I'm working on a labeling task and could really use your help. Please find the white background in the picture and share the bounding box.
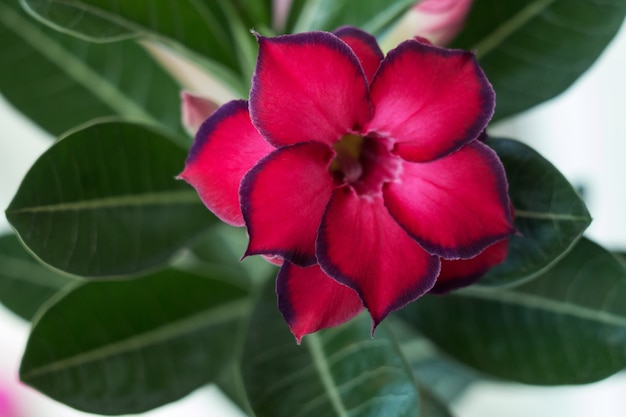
[1,20,626,417]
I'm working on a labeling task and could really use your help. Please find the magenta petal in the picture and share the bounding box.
[241,142,336,266]
[277,262,364,343]
[366,40,494,162]
[384,140,514,259]
[317,187,440,326]
[250,32,372,147]
[179,100,273,226]
[333,26,384,83]
[431,238,509,294]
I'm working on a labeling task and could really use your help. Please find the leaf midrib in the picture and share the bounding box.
[22,298,250,379]
[1,2,158,125]
[457,286,626,328]
[305,333,349,417]
[472,0,557,59]
[7,190,200,214]
[514,210,590,221]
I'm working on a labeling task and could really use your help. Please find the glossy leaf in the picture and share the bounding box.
[0,0,184,136]
[289,0,416,35]
[0,233,75,320]
[400,238,626,385]
[413,357,479,405]
[242,281,421,417]
[232,0,272,30]
[6,121,215,278]
[20,0,247,83]
[452,0,626,120]
[419,388,455,417]
[189,223,277,289]
[481,138,591,286]
[20,269,249,414]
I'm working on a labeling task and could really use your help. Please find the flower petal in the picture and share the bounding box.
[317,187,440,327]
[431,238,509,294]
[366,39,494,162]
[241,142,336,266]
[179,100,273,226]
[277,262,364,343]
[250,32,372,147]
[333,26,384,83]
[384,140,514,259]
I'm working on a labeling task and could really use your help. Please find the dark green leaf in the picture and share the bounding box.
[232,0,272,30]
[288,0,416,36]
[481,138,591,286]
[413,357,479,405]
[242,281,420,417]
[189,223,277,289]
[400,238,626,385]
[0,0,185,137]
[0,233,75,320]
[398,333,480,404]
[453,0,626,120]
[20,269,249,414]
[20,0,249,87]
[6,121,214,277]
[418,387,455,417]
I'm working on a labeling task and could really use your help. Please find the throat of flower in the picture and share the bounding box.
[330,134,364,184]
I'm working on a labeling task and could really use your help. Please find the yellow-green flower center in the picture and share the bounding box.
[330,134,364,183]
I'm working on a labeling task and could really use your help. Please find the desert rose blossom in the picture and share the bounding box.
[180,27,514,342]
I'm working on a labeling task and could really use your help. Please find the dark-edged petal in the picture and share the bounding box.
[250,32,372,147]
[366,39,494,162]
[333,26,384,83]
[277,262,364,343]
[179,100,273,226]
[241,141,336,266]
[431,238,509,294]
[317,187,440,327]
[384,140,514,259]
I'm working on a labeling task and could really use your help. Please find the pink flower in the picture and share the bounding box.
[412,0,473,45]
[180,27,514,342]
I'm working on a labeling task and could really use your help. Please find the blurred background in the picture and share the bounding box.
[1,17,625,417]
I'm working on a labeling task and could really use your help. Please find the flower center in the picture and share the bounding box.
[330,134,401,196]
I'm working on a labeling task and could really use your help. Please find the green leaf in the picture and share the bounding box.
[452,0,626,120]
[0,0,185,137]
[232,0,272,30]
[6,121,214,278]
[20,0,248,86]
[241,281,421,417]
[399,238,626,385]
[0,233,75,320]
[418,387,455,417]
[290,0,416,36]
[188,223,277,289]
[413,357,479,405]
[481,138,591,286]
[20,269,249,414]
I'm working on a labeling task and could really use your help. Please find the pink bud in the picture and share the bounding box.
[273,0,293,32]
[181,91,218,135]
[0,381,19,417]
[412,0,473,45]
